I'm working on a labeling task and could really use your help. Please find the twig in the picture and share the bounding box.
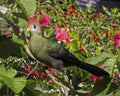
[45,70,70,96]
[26,62,39,78]
[76,90,91,94]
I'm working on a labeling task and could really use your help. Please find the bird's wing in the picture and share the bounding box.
[46,43,78,64]
[46,43,65,59]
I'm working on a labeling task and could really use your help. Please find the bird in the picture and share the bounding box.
[27,15,109,76]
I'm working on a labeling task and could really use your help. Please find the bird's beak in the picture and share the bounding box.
[26,28,30,32]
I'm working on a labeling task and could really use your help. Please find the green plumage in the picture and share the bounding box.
[28,32,109,76]
[28,34,64,69]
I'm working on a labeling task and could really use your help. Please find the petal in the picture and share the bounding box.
[65,38,71,44]
[40,14,50,26]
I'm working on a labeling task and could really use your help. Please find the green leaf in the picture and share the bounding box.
[105,57,117,76]
[106,82,119,96]
[15,0,28,20]
[90,76,111,96]
[114,86,120,96]
[3,76,26,94]
[0,66,26,93]
[16,0,36,18]
[87,54,111,65]
[0,66,16,78]
[26,80,44,96]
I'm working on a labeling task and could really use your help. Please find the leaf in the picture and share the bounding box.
[90,76,111,96]
[16,0,36,18]
[114,86,120,96]
[26,80,44,96]
[107,82,119,95]
[0,66,16,78]
[104,57,117,76]
[87,54,111,65]
[3,76,26,94]
[15,0,28,20]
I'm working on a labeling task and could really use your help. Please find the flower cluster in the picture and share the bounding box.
[24,66,57,82]
[54,23,71,43]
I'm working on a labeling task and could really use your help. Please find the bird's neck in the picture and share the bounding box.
[31,31,44,38]
[37,32,44,37]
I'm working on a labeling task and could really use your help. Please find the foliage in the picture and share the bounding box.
[0,0,120,96]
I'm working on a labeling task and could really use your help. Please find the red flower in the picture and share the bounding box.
[79,47,85,52]
[61,13,67,18]
[112,24,118,28]
[93,13,99,18]
[24,66,40,78]
[40,72,48,79]
[26,36,31,40]
[91,13,99,20]
[24,66,31,72]
[50,7,55,12]
[87,36,91,40]
[93,33,100,41]
[41,0,45,3]
[101,15,104,21]
[66,6,75,15]
[109,35,114,40]
[47,67,52,71]
[104,29,109,36]
[61,23,66,28]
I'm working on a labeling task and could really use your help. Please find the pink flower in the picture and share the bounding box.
[27,13,50,28]
[24,66,31,72]
[54,23,71,44]
[114,72,120,79]
[90,65,104,83]
[39,14,50,26]
[90,75,99,84]
[114,31,120,48]
[24,66,40,77]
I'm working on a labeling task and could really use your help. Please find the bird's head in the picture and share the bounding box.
[27,15,41,35]
[27,14,50,36]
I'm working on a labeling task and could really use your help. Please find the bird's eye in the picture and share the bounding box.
[33,25,36,28]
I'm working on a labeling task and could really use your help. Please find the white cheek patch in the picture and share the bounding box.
[30,25,40,35]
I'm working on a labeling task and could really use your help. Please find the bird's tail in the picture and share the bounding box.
[75,60,109,76]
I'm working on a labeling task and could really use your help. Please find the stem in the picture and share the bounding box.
[7,86,9,96]
[45,70,70,96]
[26,62,39,78]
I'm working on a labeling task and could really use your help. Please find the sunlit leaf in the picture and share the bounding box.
[3,76,26,94]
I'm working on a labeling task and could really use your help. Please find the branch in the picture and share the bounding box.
[26,62,39,78]
[45,70,70,96]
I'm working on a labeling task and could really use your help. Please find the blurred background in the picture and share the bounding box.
[77,0,120,11]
